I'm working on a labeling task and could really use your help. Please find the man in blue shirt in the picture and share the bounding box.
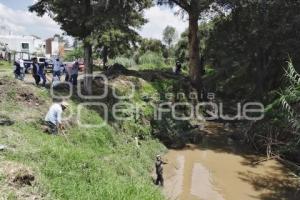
[53,58,62,79]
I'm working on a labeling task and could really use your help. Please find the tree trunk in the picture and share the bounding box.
[83,41,93,95]
[102,46,108,70]
[188,15,202,90]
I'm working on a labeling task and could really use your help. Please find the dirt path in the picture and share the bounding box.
[162,123,300,200]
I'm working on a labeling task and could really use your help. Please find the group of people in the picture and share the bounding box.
[14,57,79,87]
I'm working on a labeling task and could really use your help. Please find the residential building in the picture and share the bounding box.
[0,34,46,56]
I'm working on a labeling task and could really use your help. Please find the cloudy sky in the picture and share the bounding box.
[0,0,187,40]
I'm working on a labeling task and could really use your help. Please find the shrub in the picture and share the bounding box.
[64,47,83,62]
[109,57,136,69]
[248,62,300,160]
[138,51,167,70]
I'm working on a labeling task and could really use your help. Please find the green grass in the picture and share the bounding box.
[0,61,11,73]
[137,52,168,70]
[109,52,173,71]
[0,75,166,199]
[2,122,163,200]
[109,57,136,69]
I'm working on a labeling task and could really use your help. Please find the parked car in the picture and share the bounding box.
[23,59,32,73]
[63,61,85,72]
[44,59,54,72]
[23,57,55,73]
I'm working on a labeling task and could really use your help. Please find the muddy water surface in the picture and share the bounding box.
[162,123,300,200]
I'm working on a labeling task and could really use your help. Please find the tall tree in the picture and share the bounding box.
[139,38,167,56]
[204,0,300,99]
[163,26,178,49]
[30,0,152,94]
[175,22,214,63]
[158,0,213,89]
[94,6,149,68]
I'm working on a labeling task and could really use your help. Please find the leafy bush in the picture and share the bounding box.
[204,66,216,77]
[278,62,300,132]
[138,51,167,70]
[64,47,83,61]
[248,62,300,160]
[109,56,136,69]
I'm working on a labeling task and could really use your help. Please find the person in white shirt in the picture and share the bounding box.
[45,101,69,134]
[19,58,25,80]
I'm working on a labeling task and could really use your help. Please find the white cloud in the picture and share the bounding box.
[140,6,187,41]
[0,3,62,38]
[0,3,187,41]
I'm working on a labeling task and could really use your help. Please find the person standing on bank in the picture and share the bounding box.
[14,60,21,80]
[38,61,47,86]
[19,58,25,80]
[155,155,168,186]
[32,57,41,85]
[32,57,46,86]
[70,61,79,86]
[45,101,69,135]
[175,61,182,75]
[53,58,62,79]
[64,63,71,82]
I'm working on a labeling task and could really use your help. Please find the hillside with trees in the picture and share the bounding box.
[1,0,300,199]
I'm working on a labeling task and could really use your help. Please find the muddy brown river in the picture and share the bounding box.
[161,122,300,200]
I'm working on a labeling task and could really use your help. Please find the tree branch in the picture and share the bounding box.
[171,0,190,11]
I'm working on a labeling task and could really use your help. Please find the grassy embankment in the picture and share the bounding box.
[0,60,167,199]
[0,61,11,74]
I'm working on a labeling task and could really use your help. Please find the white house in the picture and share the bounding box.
[0,34,46,56]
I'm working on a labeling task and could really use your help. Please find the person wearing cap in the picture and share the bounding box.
[155,155,168,186]
[45,101,69,135]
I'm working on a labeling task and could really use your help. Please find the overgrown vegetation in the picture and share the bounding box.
[63,47,83,62]
[138,52,168,70]
[0,75,166,199]
[109,57,136,69]
[108,51,172,70]
[246,62,300,165]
